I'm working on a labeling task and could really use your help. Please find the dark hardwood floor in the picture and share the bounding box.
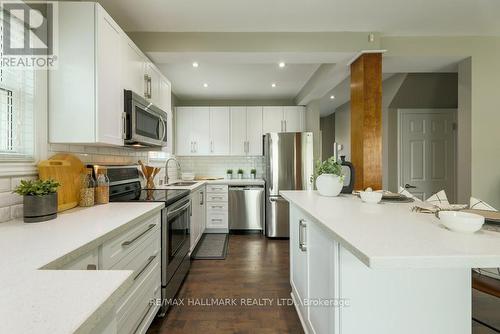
[148,234,304,334]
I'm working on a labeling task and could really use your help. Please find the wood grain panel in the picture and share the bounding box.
[350,53,382,190]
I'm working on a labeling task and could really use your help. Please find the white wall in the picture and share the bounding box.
[334,102,351,160]
[305,100,322,161]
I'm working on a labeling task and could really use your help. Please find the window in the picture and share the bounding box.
[0,9,36,161]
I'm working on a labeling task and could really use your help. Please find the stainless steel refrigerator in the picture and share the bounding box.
[264,132,314,238]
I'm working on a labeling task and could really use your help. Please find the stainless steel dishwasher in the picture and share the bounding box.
[228,185,264,231]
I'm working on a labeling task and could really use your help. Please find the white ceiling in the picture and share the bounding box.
[158,62,320,100]
[98,0,500,35]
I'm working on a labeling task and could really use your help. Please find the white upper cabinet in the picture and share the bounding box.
[230,107,247,155]
[95,7,123,146]
[176,107,210,155]
[263,106,284,133]
[284,106,306,132]
[121,38,146,95]
[246,106,263,155]
[49,2,172,147]
[210,107,231,155]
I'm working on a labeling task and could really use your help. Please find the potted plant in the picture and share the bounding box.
[250,168,257,179]
[13,179,60,223]
[237,169,244,179]
[311,157,344,197]
[226,169,233,179]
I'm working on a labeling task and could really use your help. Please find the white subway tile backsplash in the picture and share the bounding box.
[0,192,23,208]
[177,156,265,178]
[0,207,11,223]
[10,204,23,219]
[0,178,10,192]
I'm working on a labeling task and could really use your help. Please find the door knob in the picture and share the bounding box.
[404,184,417,189]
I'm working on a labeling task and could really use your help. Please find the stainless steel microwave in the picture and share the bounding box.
[124,90,168,147]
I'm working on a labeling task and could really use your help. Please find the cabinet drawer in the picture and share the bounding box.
[116,259,161,334]
[206,193,228,202]
[206,202,228,212]
[206,184,228,193]
[207,212,228,228]
[111,231,160,278]
[101,213,160,269]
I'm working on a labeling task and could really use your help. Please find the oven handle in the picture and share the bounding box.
[167,201,191,219]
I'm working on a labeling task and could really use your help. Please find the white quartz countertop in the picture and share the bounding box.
[156,178,265,191]
[0,202,164,334]
[281,191,500,269]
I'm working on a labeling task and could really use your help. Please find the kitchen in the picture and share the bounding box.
[1,1,500,334]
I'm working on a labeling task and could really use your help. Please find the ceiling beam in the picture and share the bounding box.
[127,32,381,53]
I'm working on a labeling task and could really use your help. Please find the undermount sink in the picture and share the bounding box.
[168,181,197,186]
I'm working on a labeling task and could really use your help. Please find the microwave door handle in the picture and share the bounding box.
[159,116,166,141]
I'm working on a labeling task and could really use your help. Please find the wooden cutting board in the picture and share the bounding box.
[462,209,500,223]
[38,153,84,212]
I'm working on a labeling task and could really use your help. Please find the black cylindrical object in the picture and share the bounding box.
[340,156,355,194]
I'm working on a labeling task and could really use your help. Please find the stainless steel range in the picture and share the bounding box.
[96,165,191,317]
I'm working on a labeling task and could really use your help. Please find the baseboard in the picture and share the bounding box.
[291,290,310,334]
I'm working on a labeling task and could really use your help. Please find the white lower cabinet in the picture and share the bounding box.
[190,187,206,252]
[206,184,229,232]
[290,205,339,334]
[61,249,99,270]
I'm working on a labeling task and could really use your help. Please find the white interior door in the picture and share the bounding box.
[399,109,457,202]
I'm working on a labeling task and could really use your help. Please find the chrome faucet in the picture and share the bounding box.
[165,157,181,185]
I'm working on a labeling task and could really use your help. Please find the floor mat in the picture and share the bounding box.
[191,233,229,259]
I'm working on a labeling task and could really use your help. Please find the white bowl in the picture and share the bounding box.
[181,172,195,181]
[439,211,484,233]
[359,191,383,204]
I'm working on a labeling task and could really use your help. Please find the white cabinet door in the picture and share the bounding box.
[192,107,210,155]
[284,106,304,132]
[209,107,230,155]
[246,106,263,155]
[307,219,338,334]
[121,38,146,95]
[175,107,194,155]
[95,6,123,146]
[146,64,162,106]
[158,78,172,112]
[289,206,308,322]
[263,106,284,133]
[230,106,247,155]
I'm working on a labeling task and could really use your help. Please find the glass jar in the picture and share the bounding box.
[79,168,95,207]
[95,169,110,204]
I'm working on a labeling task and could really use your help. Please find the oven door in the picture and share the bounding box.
[162,197,191,285]
[128,94,167,147]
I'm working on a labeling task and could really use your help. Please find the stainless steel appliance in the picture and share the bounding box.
[228,185,264,232]
[264,132,314,238]
[124,90,168,147]
[102,165,191,317]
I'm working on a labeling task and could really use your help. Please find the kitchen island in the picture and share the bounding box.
[280,190,500,334]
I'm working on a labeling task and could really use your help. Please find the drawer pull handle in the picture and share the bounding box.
[134,254,157,281]
[211,196,223,199]
[133,301,155,334]
[122,224,156,247]
[211,218,223,222]
[211,205,223,209]
[86,264,97,270]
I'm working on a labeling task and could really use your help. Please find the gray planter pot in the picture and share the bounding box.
[23,193,58,223]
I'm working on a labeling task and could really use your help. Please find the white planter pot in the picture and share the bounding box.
[316,174,343,197]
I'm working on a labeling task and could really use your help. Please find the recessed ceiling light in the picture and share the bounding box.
[330,95,335,100]
[203,83,208,88]
[271,83,277,88]
[192,62,199,68]
[279,62,286,68]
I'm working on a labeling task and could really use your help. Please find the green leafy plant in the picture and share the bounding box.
[310,156,344,183]
[237,169,244,174]
[226,169,233,174]
[250,168,257,175]
[13,179,60,197]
